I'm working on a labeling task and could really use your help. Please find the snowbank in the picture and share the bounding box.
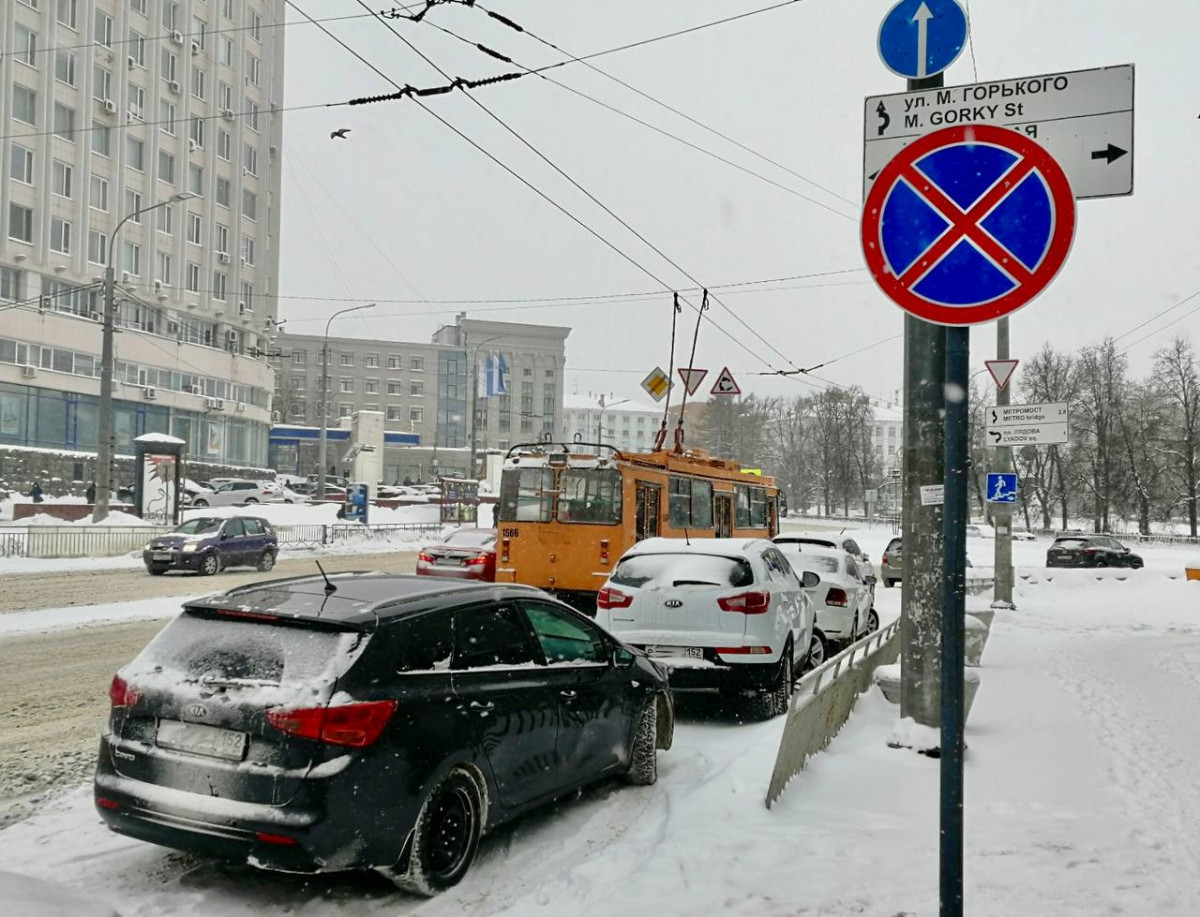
[7,510,148,528]
[181,501,440,527]
[0,870,120,916]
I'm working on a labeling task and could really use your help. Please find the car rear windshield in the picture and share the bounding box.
[1053,538,1090,549]
[123,612,369,695]
[886,538,902,551]
[793,555,840,575]
[610,553,754,589]
[445,528,497,547]
[174,518,221,535]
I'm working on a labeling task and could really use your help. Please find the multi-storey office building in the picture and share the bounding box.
[563,394,664,453]
[0,0,284,474]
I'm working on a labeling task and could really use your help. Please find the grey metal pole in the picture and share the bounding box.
[899,71,946,729]
[92,263,116,523]
[941,325,970,917]
[992,317,1016,608]
[316,303,375,503]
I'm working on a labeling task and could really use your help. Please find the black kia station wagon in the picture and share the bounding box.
[94,574,673,895]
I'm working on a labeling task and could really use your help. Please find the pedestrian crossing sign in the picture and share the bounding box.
[641,367,673,403]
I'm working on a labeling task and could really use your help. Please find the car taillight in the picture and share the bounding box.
[597,586,632,609]
[109,674,142,708]
[717,590,771,614]
[825,587,850,607]
[267,700,397,748]
[418,551,434,564]
[600,539,610,564]
[501,538,510,563]
[466,553,489,566]
[715,646,773,655]
[882,555,889,565]
[1081,548,1095,555]
[255,831,298,846]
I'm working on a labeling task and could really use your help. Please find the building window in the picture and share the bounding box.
[127,84,145,120]
[387,354,402,370]
[90,175,109,211]
[93,66,112,103]
[215,224,228,253]
[365,353,380,368]
[157,150,175,184]
[57,0,79,30]
[49,218,72,254]
[246,54,260,86]
[411,356,424,371]
[387,406,403,421]
[12,86,37,125]
[387,382,402,395]
[14,26,38,67]
[0,268,22,301]
[247,8,262,41]
[156,203,173,234]
[186,212,202,244]
[91,121,111,156]
[190,116,205,148]
[410,381,424,397]
[155,251,172,285]
[292,350,306,365]
[410,407,424,423]
[52,160,73,198]
[212,271,227,301]
[130,0,146,14]
[339,378,354,393]
[188,163,204,195]
[243,144,258,176]
[365,379,379,394]
[246,101,260,131]
[55,49,77,86]
[10,145,33,184]
[125,190,142,222]
[126,135,145,171]
[340,353,354,367]
[161,47,177,83]
[241,236,255,265]
[242,189,257,221]
[159,100,176,134]
[191,68,206,100]
[122,241,142,275]
[94,11,113,48]
[339,404,353,418]
[128,30,146,67]
[216,176,230,207]
[220,36,234,67]
[217,129,231,161]
[240,281,253,312]
[9,205,34,244]
[185,261,200,292]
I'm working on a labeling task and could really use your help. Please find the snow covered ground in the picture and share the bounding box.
[1,529,1198,914]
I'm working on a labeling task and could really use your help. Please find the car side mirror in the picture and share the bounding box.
[801,571,820,588]
[864,574,878,586]
[613,646,635,668]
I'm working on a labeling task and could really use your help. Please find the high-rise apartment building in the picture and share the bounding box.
[0,0,284,471]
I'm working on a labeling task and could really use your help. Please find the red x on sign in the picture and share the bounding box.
[862,124,1076,326]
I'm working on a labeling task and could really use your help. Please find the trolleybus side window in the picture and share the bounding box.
[499,467,555,522]
[558,467,622,525]
[668,477,713,529]
[735,484,768,528]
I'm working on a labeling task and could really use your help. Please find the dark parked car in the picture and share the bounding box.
[143,516,278,576]
[94,576,673,895]
[1046,534,1144,569]
[417,528,498,581]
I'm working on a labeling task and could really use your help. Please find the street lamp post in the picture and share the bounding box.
[468,334,510,479]
[596,395,629,443]
[93,191,196,523]
[316,303,376,502]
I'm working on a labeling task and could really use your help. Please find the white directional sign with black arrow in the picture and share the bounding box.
[985,402,1069,447]
[864,63,1134,201]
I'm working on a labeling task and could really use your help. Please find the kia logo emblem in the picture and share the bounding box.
[186,704,209,719]
[664,599,683,608]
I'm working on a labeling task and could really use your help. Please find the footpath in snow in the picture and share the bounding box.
[1,538,1198,915]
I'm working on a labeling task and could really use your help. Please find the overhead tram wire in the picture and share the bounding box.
[349,0,807,376]
[415,17,858,222]
[469,0,858,213]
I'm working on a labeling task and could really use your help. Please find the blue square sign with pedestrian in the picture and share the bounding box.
[986,472,1018,504]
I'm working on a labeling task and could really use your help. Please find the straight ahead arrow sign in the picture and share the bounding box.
[913,2,934,79]
[1091,144,1128,164]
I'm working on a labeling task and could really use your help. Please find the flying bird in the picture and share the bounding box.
[330,128,351,140]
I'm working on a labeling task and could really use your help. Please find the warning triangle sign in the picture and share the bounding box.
[985,359,1019,391]
[678,367,708,396]
[710,366,741,396]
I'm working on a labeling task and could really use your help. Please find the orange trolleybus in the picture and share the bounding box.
[495,440,780,612]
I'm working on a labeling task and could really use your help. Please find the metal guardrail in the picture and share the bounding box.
[765,620,901,809]
[0,521,446,558]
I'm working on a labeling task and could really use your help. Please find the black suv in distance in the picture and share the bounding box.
[94,576,673,895]
[1046,534,1144,569]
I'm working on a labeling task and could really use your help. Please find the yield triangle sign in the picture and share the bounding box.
[985,359,1019,391]
[678,367,708,396]
[710,366,741,396]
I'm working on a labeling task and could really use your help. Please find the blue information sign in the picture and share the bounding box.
[986,473,1018,504]
[878,0,968,81]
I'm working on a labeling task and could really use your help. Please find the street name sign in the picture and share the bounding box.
[864,64,1134,201]
[861,125,1076,326]
[986,472,1018,504]
[641,367,672,402]
[710,367,741,396]
[985,402,1069,446]
[878,0,967,81]
[985,359,1019,390]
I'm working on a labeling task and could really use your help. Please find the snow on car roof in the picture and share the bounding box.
[624,537,773,557]
[776,541,844,560]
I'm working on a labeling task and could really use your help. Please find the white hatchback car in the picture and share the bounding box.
[189,480,285,507]
[595,538,818,719]
[778,543,878,659]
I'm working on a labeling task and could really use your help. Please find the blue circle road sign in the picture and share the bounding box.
[861,125,1076,326]
[878,0,968,81]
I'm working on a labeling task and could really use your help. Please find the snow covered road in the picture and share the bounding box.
[2,561,1199,915]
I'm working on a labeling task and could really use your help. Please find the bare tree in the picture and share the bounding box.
[1016,344,1077,530]
[1154,336,1200,536]
[1073,339,1126,532]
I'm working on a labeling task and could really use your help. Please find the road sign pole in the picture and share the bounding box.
[900,71,947,732]
[941,324,969,917]
[992,318,1016,609]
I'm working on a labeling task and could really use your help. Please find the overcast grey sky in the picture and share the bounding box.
[277,0,1196,413]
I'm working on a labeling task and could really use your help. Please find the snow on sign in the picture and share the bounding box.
[641,366,672,403]
[710,367,741,396]
[678,367,708,396]
[877,0,967,81]
[864,64,1134,201]
[985,359,1019,390]
[861,124,1076,326]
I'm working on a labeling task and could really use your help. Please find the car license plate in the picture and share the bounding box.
[644,645,704,660]
[439,557,464,566]
[156,720,248,761]
[152,552,173,561]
